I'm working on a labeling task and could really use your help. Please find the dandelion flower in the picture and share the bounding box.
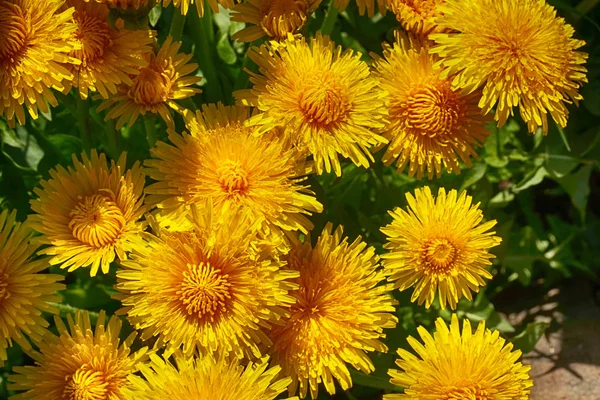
[385,315,532,399]
[63,0,154,100]
[0,0,80,127]
[161,0,236,17]
[231,0,321,42]
[116,201,299,360]
[145,103,322,236]
[381,187,501,310]
[334,0,386,17]
[123,354,292,400]
[372,33,490,180]
[97,37,201,129]
[95,0,158,9]
[29,151,146,277]
[388,0,446,36]
[0,210,64,367]
[236,34,387,176]
[9,311,148,400]
[270,223,398,399]
[430,0,588,134]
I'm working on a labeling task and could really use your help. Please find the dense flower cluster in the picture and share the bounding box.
[0,0,584,398]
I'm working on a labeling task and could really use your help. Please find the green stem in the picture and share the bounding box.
[75,96,92,152]
[576,0,600,14]
[233,39,264,91]
[169,9,186,42]
[188,1,221,103]
[144,116,157,149]
[48,302,100,324]
[320,0,339,36]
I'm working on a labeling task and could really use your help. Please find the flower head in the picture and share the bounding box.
[270,223,398,399]
[29,150,146,277]
[372,33,490,179]
[388,0,446,36]
[145,103,322,236]
[0,210,64,367]
[385,315,533,399]
[123,354,292,400]
[334,0,387,17]
[97,37,201,129]
[116,201,299,360]
[231,0,321,42]
[9,311,148,400]
[430,0,588,134]
[0,0,80,127]
[381,187,501,310]
[64,0,154,99]
[236,34,387,176]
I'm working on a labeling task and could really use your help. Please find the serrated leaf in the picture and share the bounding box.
[511,322,549,354]
[554,164,592,221]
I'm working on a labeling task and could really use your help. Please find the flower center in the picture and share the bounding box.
[0,3,28,63]
[260,0,309,39]
[298,74,351,128]
[0,272,9,302]
[441,384,494,400]
[216,160,250,195]
[63,367,108,400]
[178,262,232,322]
[421,238,458,273]
[402,81,462,138]
[128,64,172,106]
[73,10,113,68]
[68,193,126,248]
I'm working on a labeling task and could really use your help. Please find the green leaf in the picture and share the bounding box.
[513,166,547,192]
[554,164,593,221]
[46,134,82,164]
[459,162,487,191]
[148,4,162,27]
[511,322,549,354]
[349,370,399,392]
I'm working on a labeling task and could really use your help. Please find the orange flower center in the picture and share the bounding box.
[178,262,232,322]
[421,237,458,273]
[260,0,309,39]
[401,81,462,138]
[298,74,351,129]
[217,160,250,195]
[0,3,28,63]
[73,10,113,68]
[129,64,172,106]
[69,193,126,248]
[63,367,109,400]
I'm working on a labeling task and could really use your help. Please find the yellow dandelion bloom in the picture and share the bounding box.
[334,0,387,17]
[388,0,446,36]
[381,187,501,310]
[63,0,154,100]
[97,37,201,129]
[231,0,321,42]
[123,354,292,400]
[385,315,533,399]
[145,103,322,236]
[430,0,588,134]
[161,0,235,16]
[9,311,149,400]
[116,201,299,360]
[270,223,398,399]
[0,210,64,367]
[372,33,490,180]
[29,151,146,277]
[236,34,387,176]
[0,0,80,128]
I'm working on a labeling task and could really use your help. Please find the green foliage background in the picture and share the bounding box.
[1,0,599,398]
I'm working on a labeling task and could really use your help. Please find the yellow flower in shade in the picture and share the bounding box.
[122,354,292,400]
[94,0,157,8]
[9,311,149,400]
[97,37,201,129]
[0,210,64,367]
[231,0,321,42]
[269,223,398,399]
[63,0,154,100]
[29,151,146,277]
[430,0,588,134]
[236,34,387,176]
[0,0,80,128]
[372,33,490,180]
[145,103,322,236]
[388,0,446,36]
[115,201,299,360]
[334,0,387,17]
[385,315,533,399]
[381,187,501,310]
